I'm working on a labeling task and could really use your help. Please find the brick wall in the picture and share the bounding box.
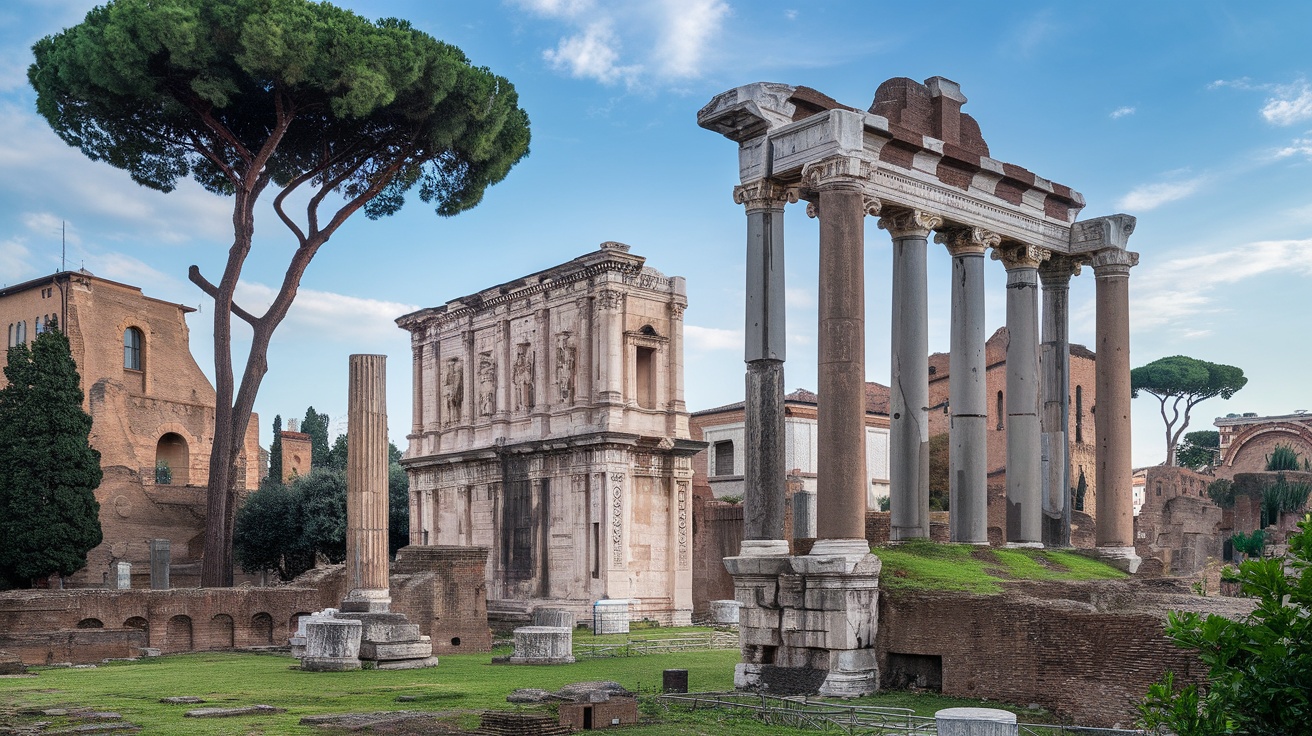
[877,581,1253,727]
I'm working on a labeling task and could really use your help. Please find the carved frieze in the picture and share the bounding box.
[1069,214,1137,253]
[610,472,625,566]
[677,482,689,569]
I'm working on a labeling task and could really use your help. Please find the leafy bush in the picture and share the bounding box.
[154,460,171,485]
[1265,443,1302,471]
[1206,478,1236,509]
[1141,515,1312,734]
[1230,529,1265,559]
[1260,475,1311,528]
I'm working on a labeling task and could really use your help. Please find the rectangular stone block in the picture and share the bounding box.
[358,641,433,661]
[740,625,781,647]
[829,647,878,674]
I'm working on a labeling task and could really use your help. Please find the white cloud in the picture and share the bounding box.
[1132,239,1312,329]
[1276,137,1312,159]
[1116,177,1205,211]
[234,281,419,345]
[684,324,741,351]
[784,9,799,20]
[1110,106,1136,119]
[94,252,174,287]
[1003,10,1058,58]
[519,0,727,87]
[1261,81,1312,126]
[785,287,814,308]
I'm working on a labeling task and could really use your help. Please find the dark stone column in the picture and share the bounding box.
[1040,256,1081,547]
[734,181,793,555]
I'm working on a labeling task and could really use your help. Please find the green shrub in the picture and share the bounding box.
[1231,529,1265,559]
[1265,443,1302,471]
[1206,478,1235,509]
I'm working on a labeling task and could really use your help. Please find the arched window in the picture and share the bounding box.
[156,433,189,485]
[12,320,26,346]
[124,327,143,370]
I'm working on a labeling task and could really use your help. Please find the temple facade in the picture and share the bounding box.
[397,243,702,624]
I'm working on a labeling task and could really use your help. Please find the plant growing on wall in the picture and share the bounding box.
[155,460,172,485]
[1265,443,1302,471]
[30,0,530,586]
[1140,514,1312,734]
[1206,478,1236,509]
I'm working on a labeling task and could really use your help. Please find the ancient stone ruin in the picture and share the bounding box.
[396,243,704,626]
[699,76,1142,694]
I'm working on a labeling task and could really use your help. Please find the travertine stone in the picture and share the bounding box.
[1040,256,1081,547]
[1092,247,1139,565]
[509,626,575,664]
[815,183,868,543]
[880,209,941,541]
[936,227,997,544]
[592,599,630,635]
[301,617,362,672]
[532,607,575,629]
[709,599,742,625]
[995,245,1046,545]
[113,562,131,591]
[343,355,391,614]
[935,707,1018,736]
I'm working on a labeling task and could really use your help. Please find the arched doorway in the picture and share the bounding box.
[155,433,189,485]
[165,615,193,653]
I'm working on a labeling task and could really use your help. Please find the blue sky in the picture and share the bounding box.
[2,1,1311,466]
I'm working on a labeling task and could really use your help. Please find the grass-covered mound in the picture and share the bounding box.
[874,540,1128,594]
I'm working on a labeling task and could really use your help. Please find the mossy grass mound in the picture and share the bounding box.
[874,540,1127,594]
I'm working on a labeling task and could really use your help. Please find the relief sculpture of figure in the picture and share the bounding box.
[477,352,496,416]
[555,333,577,404]
[443,357,463,425]
[512,344,535,411]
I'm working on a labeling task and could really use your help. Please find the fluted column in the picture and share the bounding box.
[344,354,391,613]
[935,226,998,544]
[879,208,942,542]
[806,158,876,550]
[994,243,1050,545]
[1039,256,1081,547]
[1092,248,1139,554]
[734,180,794,554]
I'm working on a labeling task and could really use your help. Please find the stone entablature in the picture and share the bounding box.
[398,244,701,625]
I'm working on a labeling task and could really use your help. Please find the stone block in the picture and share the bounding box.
[302,618,361,671]
[740,625,781,647]
[709,599,741,624]
[358,641,434,661]
[935,707,1018,736]
[376,655,440,670]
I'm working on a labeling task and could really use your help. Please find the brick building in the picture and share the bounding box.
[0,270,261,588]
[1215,411,1312,476]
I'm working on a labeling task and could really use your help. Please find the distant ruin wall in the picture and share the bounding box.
[876,582,1243,728]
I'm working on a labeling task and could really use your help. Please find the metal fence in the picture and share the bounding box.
[656,692,1151,736]
[575,632,739,658]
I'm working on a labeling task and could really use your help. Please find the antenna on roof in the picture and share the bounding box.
[61,221,66,272]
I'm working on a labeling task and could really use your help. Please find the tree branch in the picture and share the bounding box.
[188,266,258,326]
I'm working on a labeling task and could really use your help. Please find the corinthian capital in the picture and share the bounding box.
[933,226,1000,256]
[877,208,943,239]
[991,242,1051,270]
[1090,247,1140,275]
[733,179,798,212]
[1039,253,1085,284]
[800,155,864,192]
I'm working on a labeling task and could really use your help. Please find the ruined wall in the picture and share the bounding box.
[691,498,742,617]
[1134,466,1223,574]
[877,581,1251,728]
[0,587,319,665]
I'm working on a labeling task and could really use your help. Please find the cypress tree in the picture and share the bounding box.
[0,320,103,587]
[301,406,330,468]
[268,414,283,482]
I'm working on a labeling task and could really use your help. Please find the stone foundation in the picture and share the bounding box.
[725,547,880,697]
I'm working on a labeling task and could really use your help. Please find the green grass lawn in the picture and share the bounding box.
[0,644,1058,734]
[873,539,1127,594]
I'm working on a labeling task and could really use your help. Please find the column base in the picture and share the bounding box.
[1091,546,1142,574]
[341,588,391,614]
[1003,542,1044,550]
[739,539,790,557]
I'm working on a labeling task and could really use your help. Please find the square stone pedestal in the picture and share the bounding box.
[724,542,881,698]
[336,612,438,670]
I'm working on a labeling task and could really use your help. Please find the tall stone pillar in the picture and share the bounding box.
[812,168,873,550]
[1039,256,1080,547]
[879,209,942,542]
[1092,247,1140,569]
[735,180,792,555]
[994,244,1049,545]
[149,538,170,590]
[344,354,391,613]
[935,227,998,544]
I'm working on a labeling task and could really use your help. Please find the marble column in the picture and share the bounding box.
[935,227,998,544]
[734,180,793,554]
[879,209,942,542]
[1039,256,1080,547]
[1092,248,1139,562]
[994,244,1049,545]
[343,354,391,613]
[813,176,873,548]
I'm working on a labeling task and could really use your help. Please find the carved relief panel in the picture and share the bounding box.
[442,357,464,426]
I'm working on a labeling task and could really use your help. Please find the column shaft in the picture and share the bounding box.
[816,187,867,541]
[345,354,391,612]
[1094,254,1134,549]
[739,184,788,545]
[941,230,994,544]
[1040,261,1075,547]
[999,246,1046,545]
